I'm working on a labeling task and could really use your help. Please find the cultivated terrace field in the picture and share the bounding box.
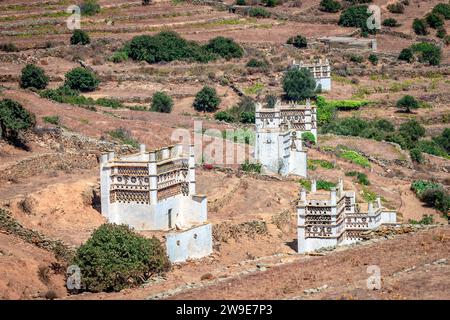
[0,0,449,300]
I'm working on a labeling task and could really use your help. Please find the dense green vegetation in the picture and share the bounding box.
[387,2,404,14]
[382,18,399,27]
[302,132,316,145]
[246,58,269,69]
[308,159,334,170]
[70,29,90,45]
[214,96,255,124]
[286,35,307,48]
[20,64,49,90]
[396,95,419,113]
[151,92,173,113]
[240,160,262,173]
[346,171,370,185]
[0,99,36,144]
[193,86,221,113]
[72,223,170,292]
[248,7,271,18]
[282,68,317,101]
[337,147,371,168]
[123,31,243,64]
[338,5,375,33]
[319,0,341,13]
[316,180,337,191]
[412,18,428,35]
[80,0,100,16]
[64,67,100,92]
[411,180,450,216]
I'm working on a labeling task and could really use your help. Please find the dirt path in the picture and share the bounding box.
[169,226,450,300]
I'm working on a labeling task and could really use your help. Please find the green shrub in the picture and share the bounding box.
[411,42,442,66]
[349,54,364,63]
[382,18,399,27]
[356,172,370,185]
[240,111,255,123]
[309,159,334,169]
[43,115,60,125]
[0,43,19,52]
[204,36,244,60]
[19,64,49,90]
[240,160,262,173]
[368,53,378,65]
[409,215,434,225]
[286,35,307,48]
[298,179,312,191]
[396,95,419,113]
[339,5,374,33]
[398,48,413,62]
[416,140,448,158]
[319,0,341,13]
[64,67,99,92]
[282,68,317,101]
[72,223,170,292]
[425,12,444,29]
[246,58,268,69]
[315,96,336,126]
[265,94,277,108]
[214,111,234,122]
[151,91,173,113]
[109,51,128,63]
[374,119,395,132]
[420,188,450,214]
[399,119,425,143]
[248,7,271,18]
[108,128,139,148]
[80,0,100,16]
[236,0,246,4]
[96,98,123,109]
[302,132,316,145]
[412,18,428,35]
[316,180,336,191]
[70,29,90,45]
[226,96,256,123]
[193,86,221,113]
[411,180,440,196]
[432,3,450,19]
[266,0,277,7]
[0,99,36,142]
[433,128,450,153]
[387,2,404,14]
[436,27,447,39]
[409,148,423,163]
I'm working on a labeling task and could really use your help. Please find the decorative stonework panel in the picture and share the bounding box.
[110,190,150,204]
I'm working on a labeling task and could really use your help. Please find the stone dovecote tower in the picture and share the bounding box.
[254,99,317,177]
[100,144,212,263]
[297,179,397,253]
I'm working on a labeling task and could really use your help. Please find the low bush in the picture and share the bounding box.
[287,35,307,48]
[410,42,442,66]
[302,132,316,145]
[20,64,49,90]
[204,36,244,60]
[409,148,423,163]
[425,12,444,29]
[72,223,170,292]
[316,180,336,191]
[338,5,374,33]
[246,58,268,69]
[214,111,234,122]
[412,18,428,35]
[368,54,378,65]
[0,99,36,143]
[387,2,404,14]
[432,3,450,19]
[248,7,271,18]
[80,0,100,16]
[108,128,139,148]
[109,51,128,63]
[240,160,262,173]
[0,43,19,52]
[43,115,60,126]
[70,29,90,45]
[382,18,399,27]
[398,48,414,62]
[337,147,371,168]
[151,91,173,113]
[64,67,100,92]
[319,0,341,13]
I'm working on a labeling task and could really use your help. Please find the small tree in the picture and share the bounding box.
[412,18,428,35]
[319,0,341,13]
[151,91,173,113]
[286,35,307,48]
[193,86,221,113]
[282,68,317,101]
[64,67,99,92]
[339,5,374,33]
[0,99,36,142]
[425,12,444,29]
[70,29,90,45]
[396,95,419,113]
[398,47,413,62]
[368,53,378,65]
[19,64,49,90]
[410,148,423,163]
[72,223,170,292]
[204,37,244,60]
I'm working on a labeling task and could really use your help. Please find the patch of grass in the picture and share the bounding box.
[42,115,60,126]
[316,180,336,191]
[298,179,311,191]
[409,214,434,225]
[308,159,335,169]
[240,160,262,173]
[361,186,377,202]
[243,82,264,95]
[338,148,371,168]
[108,128,139,148]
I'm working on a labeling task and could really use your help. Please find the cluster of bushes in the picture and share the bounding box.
[412,3,450,39]
[319,0,341,13]
[398,42,442,65]
[122,31,243,64]
[72,223,170,292]
[246,58,269,70]
[411,180,450,216]
[240,160,262,173]
[345,171,370,185]
[214,96,255,124]
[338,5,376,34]
[0,99,36,144]
[248,7,271,18]
[286,35,307,48]
[315,96,369,127]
